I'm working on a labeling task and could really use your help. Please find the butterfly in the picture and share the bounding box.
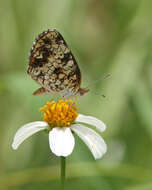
[27,29,89,98]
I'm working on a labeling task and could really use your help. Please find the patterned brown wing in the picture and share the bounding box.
[27,29,89,97]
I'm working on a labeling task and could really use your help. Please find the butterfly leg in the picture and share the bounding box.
[33,87,50,96]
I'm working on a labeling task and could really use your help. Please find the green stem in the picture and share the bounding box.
[61,156,66,190]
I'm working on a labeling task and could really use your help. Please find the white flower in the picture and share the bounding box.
[12,99,107,159]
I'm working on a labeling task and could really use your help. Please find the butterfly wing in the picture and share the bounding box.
[27,29,82,97]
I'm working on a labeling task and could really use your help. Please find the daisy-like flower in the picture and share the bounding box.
[12,99,107,159]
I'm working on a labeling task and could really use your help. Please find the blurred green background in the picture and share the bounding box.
[1,0,152,189]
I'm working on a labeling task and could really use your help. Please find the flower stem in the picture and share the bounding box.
[61,156,66,190]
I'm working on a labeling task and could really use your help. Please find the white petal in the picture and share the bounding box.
[71,124,107,160]
[49,127,75,157]
[75,114,106,132]
[12,121,48,150]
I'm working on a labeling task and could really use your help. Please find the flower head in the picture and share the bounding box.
[12,99,107,159]
[40,99,78,127]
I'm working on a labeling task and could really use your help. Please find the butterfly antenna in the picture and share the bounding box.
[85,73,111,89]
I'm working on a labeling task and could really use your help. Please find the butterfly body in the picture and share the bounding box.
[27,29,89,97]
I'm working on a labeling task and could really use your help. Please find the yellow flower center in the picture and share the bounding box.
[40,99,78,128]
